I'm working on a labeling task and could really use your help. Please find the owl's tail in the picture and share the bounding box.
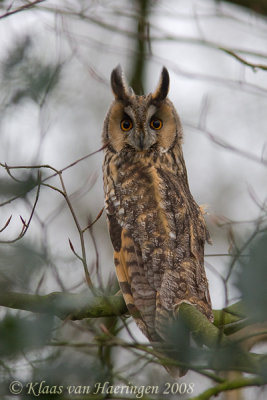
[154,297,191,377]
[165,365,187,378]
[151,340,189,378]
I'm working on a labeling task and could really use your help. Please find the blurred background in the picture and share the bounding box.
[0,0,267,399]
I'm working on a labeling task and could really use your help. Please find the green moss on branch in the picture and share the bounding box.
[0,291,128,320]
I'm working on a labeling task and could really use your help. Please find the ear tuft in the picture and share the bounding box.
[111,65,132,101]
[152,67,170,102]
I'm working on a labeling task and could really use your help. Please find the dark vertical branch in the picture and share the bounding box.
[129,0,151,95]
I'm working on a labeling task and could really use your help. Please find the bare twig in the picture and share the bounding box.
[68,238,84,263]
[186,124,267,167]
[0,145,106,187]
[0,0,46,20]
[0,215,12,233]
[220,48,267,71]
[0,171,42,244]
[82,207,104,233]
[58,171,93,288]
[0,147,106,287]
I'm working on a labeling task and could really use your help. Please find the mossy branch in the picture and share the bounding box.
[0,291,128,320]
[179,303,231,347]
[1,291,266,375]
[178,303,267,374]
[0,290,246,326]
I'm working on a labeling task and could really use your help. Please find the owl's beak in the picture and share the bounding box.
[139,132,145,150]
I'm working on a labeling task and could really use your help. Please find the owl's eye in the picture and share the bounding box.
[120,119,133,132]
[150,118,163,130]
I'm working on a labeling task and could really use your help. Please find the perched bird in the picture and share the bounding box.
[102,65,213,375]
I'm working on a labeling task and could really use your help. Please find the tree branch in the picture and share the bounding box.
[129,0,151,94]
[220,48,267,71]
[0,291,127,320]
[0,0,46,20]
[178,303,267,375]
[190,376,265,400]
[213,301,246,327]
[1,291,266,374]
[179,303,231,347]
[0,290,244,326]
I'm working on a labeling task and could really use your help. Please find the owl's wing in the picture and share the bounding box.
[155,210,213,338]
[107,212,158,341]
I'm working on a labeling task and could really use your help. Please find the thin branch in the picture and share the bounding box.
[225,222,261,282]
[190,376,265,400]
[0,0,46,20]
[0,145,106,188]
[186,124,267,168]
[82,207,104,233]
[58,171,92,288]
[221,48,267,71]
[0,215,12,233]
[0,147,105,286]
[38,5,267,60]
[88,217,102,287]
[0,171,42,244]
[41,183,65,196]
[4,163,23,183]
[49,145,107,182]
[235,330,267,345]
[68,238,84,263]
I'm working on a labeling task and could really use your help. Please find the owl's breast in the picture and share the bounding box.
[105,151,207,254]
[104,152,211,313]
[106,156,181,252]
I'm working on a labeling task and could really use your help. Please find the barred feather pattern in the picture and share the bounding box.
[102,66,213,375]
[103,145,213,339]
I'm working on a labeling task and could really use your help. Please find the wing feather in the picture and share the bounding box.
[113,228,159,341]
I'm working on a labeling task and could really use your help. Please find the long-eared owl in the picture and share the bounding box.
[102,66,213,374]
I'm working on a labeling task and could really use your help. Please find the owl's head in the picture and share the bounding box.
[103,66,182,154]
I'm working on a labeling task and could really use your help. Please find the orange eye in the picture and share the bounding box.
[150,118,162,130]
[120,119,133,132]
